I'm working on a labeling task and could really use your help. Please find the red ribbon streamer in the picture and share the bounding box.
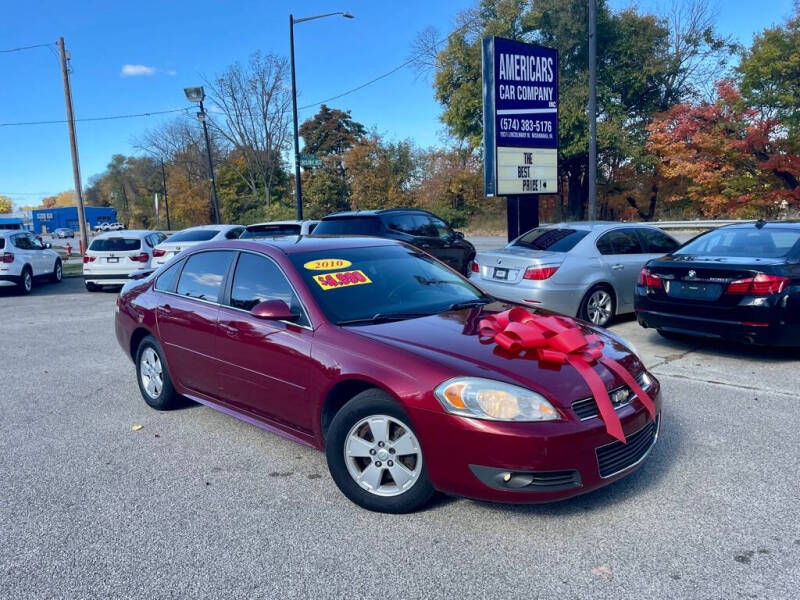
[478,308,655,443]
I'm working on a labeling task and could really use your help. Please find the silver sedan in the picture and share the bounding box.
[469,222,679,326]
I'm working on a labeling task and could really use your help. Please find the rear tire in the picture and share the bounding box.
[325,389,435,513]
[51,259,63,283]
[18,267,33,295]
[135,335,179,410]
[578,284,615,327]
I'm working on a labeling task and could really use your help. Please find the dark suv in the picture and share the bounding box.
[312,209,476,274]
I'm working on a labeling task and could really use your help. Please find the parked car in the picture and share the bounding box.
[108,222,126,231]
[115,235,661,513]
[54,227,75,239]
[94,223,111,233]
[83,230,166,291]
[240,219,319,238]
[312,209,476,275]
[0,230,62,294]
[469,223,679,327]
[151,225,245,268]
[636,221,800,345]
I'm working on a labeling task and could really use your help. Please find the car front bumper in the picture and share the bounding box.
[408,383,663,503]
[469,275,585,317]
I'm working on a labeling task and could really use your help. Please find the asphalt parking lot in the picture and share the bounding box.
[2,265,799,598]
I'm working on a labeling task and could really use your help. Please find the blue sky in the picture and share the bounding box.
[1,0,796,208]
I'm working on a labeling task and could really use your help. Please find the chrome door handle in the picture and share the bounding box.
[219,323,238,334]
[158,304,172,315]
[611,264,624,270]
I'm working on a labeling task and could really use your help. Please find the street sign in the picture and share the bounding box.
[482,37,559,196]
[299,154,322,168]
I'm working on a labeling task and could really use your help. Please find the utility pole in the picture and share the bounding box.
[58,37,89,253]
[159,159,171,230]
[289,14,303,220]
[587,0,598,221]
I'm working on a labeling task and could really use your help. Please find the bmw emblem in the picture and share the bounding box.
[687,270,696,279]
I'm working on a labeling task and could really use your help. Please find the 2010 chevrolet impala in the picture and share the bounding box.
[115,236,662,513]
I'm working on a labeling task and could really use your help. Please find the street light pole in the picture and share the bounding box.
[159,159,171,230]
[289,14,302,221]
[587,0,598,221]
[289,11,354,222]
[198,99,220,224]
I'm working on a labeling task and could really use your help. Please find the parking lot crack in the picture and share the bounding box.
[647,346,699,370]
[654,372,800,399]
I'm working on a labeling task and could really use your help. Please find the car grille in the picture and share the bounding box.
[595,416,659,478]
[572,371,650,420]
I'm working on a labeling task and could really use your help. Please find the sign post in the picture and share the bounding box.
[482,37,558,241]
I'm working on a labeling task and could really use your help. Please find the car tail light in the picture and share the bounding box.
[152,248,166,257]
[471,261,479,273]
[83,255,96,263]
[638,268,662,288]
[726,273,790,295]
[1,252,14,263]
[129,253,150,263]
[523,266,559,280]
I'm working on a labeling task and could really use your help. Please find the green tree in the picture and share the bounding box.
[299,104,367,157]
[738,6,800,140]
[0,195,13,213]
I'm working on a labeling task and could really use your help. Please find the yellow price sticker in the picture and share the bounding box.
[313,269,372,291]
[304,258,352,271]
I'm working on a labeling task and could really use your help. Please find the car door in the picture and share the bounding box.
[215,251,317,433]
[595,229,646,312]
[28,234,52,274]
[155,250,234,396]
[423,215,470,273]
[12,234,36,274]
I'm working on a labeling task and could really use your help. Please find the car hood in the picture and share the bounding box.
[348,303,642,408]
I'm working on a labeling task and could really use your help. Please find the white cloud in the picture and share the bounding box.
[165,69,177,76]
[121,64,156,77]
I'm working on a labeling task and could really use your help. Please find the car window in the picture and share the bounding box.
[637,228,678,253]
[596,229,644,255]
[288,245,486,325]
[167,229,221,243]
[176,251,234,303]
[27,234,44,249]
[228,253,309,326]
[426,217,453,239]
[240,224,301,238]
[144,235,155,248]
[513,228,589,252]
[674,228,800,258]
[89,238,141,252]
[154,259,184,293]
[384,214,420,235]
[0,238,5,250]
[305,222,318,234]
[313,218,382,235]
[13,234,34,250]
[225,228,244,239]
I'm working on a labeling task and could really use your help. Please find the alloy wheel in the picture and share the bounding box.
[139,347,164,399]
[344,414,422,497]
[587,290,612,325]
[23,271,32,293]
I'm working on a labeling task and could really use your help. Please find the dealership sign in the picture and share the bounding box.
[482,37,558,196]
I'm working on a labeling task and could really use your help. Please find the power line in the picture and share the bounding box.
[0,42,55,54]
[0,107,190,128]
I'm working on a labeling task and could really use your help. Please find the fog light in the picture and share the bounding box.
[502,472,511,482]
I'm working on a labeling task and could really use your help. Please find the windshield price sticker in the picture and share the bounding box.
[313,269,372,290]
[304,258,353,271]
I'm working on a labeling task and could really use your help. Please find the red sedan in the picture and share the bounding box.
[115,236,662,513]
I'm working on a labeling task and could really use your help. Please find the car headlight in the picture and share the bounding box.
[434,377,560,422]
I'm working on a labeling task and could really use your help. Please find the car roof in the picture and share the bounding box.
[717,220,800,230]
[245,220,317,227]
[322,208,433,219]
[93,230,158,239]
[204,235,400,255]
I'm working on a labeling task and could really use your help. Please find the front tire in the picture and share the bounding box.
[326,389,435,513]
[135,336,179,410]
[579,284,615,327]
[51,259,63,283]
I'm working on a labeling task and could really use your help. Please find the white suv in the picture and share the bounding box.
[0,230,63,294]
[83,230,166,291]
[151,224,245,268]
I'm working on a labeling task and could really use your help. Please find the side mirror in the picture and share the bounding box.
[44,242,52,249]
[250,299,297,321]
[453,231,464,240]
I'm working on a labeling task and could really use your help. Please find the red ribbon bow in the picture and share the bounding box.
[478,308,655,443]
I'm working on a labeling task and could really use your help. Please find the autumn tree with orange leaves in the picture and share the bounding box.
[646,81,800,218]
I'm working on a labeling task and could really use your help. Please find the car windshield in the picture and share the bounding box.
[241,224,301,238]
[166,229,220,243]
[674,228,800,259]
[89,237,141,252]
[512,228,589,252]
[313,218,382,235]
[289,245,488,325]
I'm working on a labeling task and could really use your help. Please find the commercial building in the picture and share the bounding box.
[31,206,117,234]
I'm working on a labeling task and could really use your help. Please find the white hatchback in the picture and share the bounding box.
[0,230,62,294]
[151,224,244,268]
[83,230,166,291]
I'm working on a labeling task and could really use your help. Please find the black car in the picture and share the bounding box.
[312,209,476,274]
[635,221,800,346]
